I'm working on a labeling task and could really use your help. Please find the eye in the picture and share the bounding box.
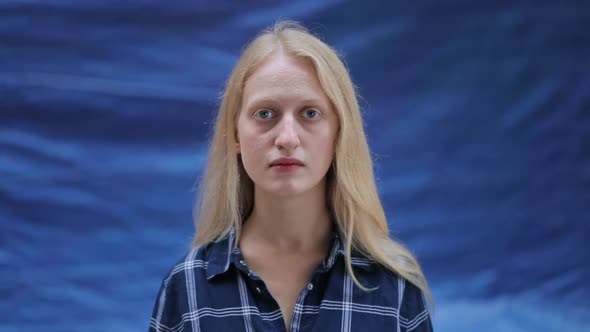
[254,109,274,119]
[303,108,320,119]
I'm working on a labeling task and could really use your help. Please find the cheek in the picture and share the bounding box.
[313,134,337,164]
[237,121,258,150]
[315,119,339,157]
[239,132,268,169]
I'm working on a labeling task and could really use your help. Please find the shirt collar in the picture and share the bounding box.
[205,226,373,280]
[205,228,237,280]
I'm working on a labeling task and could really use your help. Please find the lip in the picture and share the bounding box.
[270,157,304,167]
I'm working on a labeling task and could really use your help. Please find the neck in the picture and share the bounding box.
[241,183,333,253]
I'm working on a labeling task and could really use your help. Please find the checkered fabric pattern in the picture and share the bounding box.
[149,229,432,332]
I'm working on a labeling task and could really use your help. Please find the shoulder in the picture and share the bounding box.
[149,246,208,331]
[159,246,209,291]
[361,267,433,332]
[397,276,433,332]
[340,261,433,332]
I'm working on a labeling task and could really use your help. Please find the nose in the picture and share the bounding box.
[274,115,300,151]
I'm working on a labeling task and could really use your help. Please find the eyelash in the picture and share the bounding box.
[253,108,321,120]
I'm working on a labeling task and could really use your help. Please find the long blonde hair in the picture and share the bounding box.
[192,20,431,304]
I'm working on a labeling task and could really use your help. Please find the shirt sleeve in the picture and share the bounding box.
[399,279,433,332]
[149,270,185,332]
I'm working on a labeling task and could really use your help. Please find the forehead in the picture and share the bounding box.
[242,54,331,107]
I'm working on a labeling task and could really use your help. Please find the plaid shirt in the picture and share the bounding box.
[149,229,433,332]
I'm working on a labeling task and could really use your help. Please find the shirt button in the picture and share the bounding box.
[307,283,313,291]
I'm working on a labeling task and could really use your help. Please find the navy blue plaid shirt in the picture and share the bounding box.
[149,230,433,332]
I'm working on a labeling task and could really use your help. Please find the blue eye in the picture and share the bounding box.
[255,109,273,119]
[303,109,319,119]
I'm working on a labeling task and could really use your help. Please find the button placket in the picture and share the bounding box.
[288,280,315,332]
[238,259,254,277]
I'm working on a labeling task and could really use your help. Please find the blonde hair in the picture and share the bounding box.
[192,20,432,304]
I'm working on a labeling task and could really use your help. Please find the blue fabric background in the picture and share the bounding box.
[1,1,588,331]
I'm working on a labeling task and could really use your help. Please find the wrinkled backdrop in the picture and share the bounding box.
[1,1,589,331]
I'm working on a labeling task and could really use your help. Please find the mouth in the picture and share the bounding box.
[269,158,304,171]
[270,158,304,167]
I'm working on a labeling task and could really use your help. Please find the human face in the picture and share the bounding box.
[237,54,339,197]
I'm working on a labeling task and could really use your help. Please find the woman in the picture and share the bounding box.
[150,20,433,332]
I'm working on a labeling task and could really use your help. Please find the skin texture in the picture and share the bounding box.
[237,54,339,199]
[236,54,339,330]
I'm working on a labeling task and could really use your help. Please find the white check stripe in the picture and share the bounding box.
[160,249,205,294]
[260,309,284,321]
[181,306,282,321]
[336,251,375,267]
[397,276,405,332]
[224,230,235,271]
[170,259,207,275]
[155,277,169,329]
[185,248,200,332]
[290,281,314,332]
[162,312,186,332]
[324,239,340,268]
[150,317,172,332]
[237,270,255,332]
[322,301,401,316]
[296,300,401,317]
[402,309,429,331]
[340,270,353,332]
[157,306,283,332]
[350,257,373,266]
[151,248,204,332]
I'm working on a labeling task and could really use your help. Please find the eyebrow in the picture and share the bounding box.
[244,96,330,111]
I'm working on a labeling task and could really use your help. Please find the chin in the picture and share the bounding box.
[260,182,312,197]
[268,186,306,197]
